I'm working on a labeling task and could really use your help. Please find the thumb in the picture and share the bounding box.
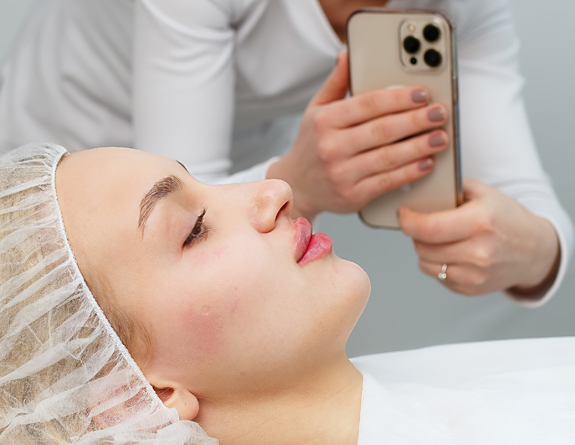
[310,50,350,107]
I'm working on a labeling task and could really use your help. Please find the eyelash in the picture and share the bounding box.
[183,208,209,247]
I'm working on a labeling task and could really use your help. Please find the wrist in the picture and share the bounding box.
[508,216,560,300]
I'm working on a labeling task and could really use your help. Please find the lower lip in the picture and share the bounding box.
[298,233,333,266]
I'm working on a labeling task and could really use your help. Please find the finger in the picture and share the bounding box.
[342,104,447,153]
[419,259,450,280]
[310,51,350,106]
[413,240,458,265]
[399,200,484,244]
[324,86,430,128]
[413,237,492,267]
[354,157,435,203]
[419,260,489,295]
[346,131,448,181]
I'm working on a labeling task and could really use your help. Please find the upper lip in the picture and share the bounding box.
[294,218,312,263]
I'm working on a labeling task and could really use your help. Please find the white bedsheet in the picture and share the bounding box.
[352,337,575,444]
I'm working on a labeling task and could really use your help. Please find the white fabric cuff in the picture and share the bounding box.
[504,196,574,308]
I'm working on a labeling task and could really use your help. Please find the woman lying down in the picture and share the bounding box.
[1,143,575,445]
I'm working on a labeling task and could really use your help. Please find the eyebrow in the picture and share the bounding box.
[138,175,184,235]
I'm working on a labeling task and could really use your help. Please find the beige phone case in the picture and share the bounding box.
[348,9,462,229]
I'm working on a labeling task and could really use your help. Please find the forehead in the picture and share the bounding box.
[55,147,190,262]
[58,147,184,210]
[61,147,177,184]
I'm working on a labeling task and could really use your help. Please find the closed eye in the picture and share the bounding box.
[184,208,209,247]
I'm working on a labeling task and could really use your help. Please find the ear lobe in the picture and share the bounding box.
[152,384,200,421]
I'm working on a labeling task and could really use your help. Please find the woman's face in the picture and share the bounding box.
[56,148,370,395]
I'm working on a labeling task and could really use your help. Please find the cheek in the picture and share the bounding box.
[175,289,241,357]
[151,237,281,367]
[150,289,242,374]
[176,304,223,356]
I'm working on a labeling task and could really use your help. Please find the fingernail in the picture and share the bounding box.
[411,89,427,103]
[418,158,433,171]
[428,106,445,122]
[429,132,447,147]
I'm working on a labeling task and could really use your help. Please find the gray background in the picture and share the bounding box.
[1,0,574,356]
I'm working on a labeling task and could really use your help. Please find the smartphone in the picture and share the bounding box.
[347,8,463,229]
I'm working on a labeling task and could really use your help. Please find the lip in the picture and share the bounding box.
[294,217,333,266]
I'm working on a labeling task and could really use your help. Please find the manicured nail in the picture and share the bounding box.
[428,107,445,122]
[418,158,433,171]
[412,89,427,103]
[429,132,447,147]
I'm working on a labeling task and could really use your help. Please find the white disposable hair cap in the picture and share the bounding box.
[0,143,217,444]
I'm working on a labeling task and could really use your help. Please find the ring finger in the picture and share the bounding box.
[419,260,462,284]
[419,260,487,289]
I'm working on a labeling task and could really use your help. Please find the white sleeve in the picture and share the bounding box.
[456,0,574,306]
[133,0,237,180]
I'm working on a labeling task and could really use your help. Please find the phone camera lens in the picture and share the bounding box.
[424,49,442,67]
[403,36,420,54]
[423,24,440,42]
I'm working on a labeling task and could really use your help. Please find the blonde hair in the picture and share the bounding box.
[85,267,152,362]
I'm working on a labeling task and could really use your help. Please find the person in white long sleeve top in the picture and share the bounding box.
[0,0,571,305]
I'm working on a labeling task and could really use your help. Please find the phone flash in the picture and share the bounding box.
[407,23,416,32]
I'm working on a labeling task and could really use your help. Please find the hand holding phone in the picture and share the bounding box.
[267,51,450,221]
[347,8,463,229]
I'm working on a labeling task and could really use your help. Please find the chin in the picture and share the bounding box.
[302,256,371,357]
[333,256,371,309]
[324,258,371,348]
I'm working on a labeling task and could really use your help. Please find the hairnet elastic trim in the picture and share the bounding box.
[49,144,159,406]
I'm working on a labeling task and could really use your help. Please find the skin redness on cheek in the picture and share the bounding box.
[166,244,248,361]
[176,287,242,360]
[179,304,225,357]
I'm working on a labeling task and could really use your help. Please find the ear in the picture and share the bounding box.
[148,378,200,421]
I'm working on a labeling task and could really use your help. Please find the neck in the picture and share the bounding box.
[319,0,390,43]
[195,357,363,445]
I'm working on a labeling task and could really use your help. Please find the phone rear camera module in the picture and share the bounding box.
[423,24,440,42]
[403,36,420,54]
[423,49,442,67]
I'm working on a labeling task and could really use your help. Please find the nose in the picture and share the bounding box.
[250,180,293,233]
